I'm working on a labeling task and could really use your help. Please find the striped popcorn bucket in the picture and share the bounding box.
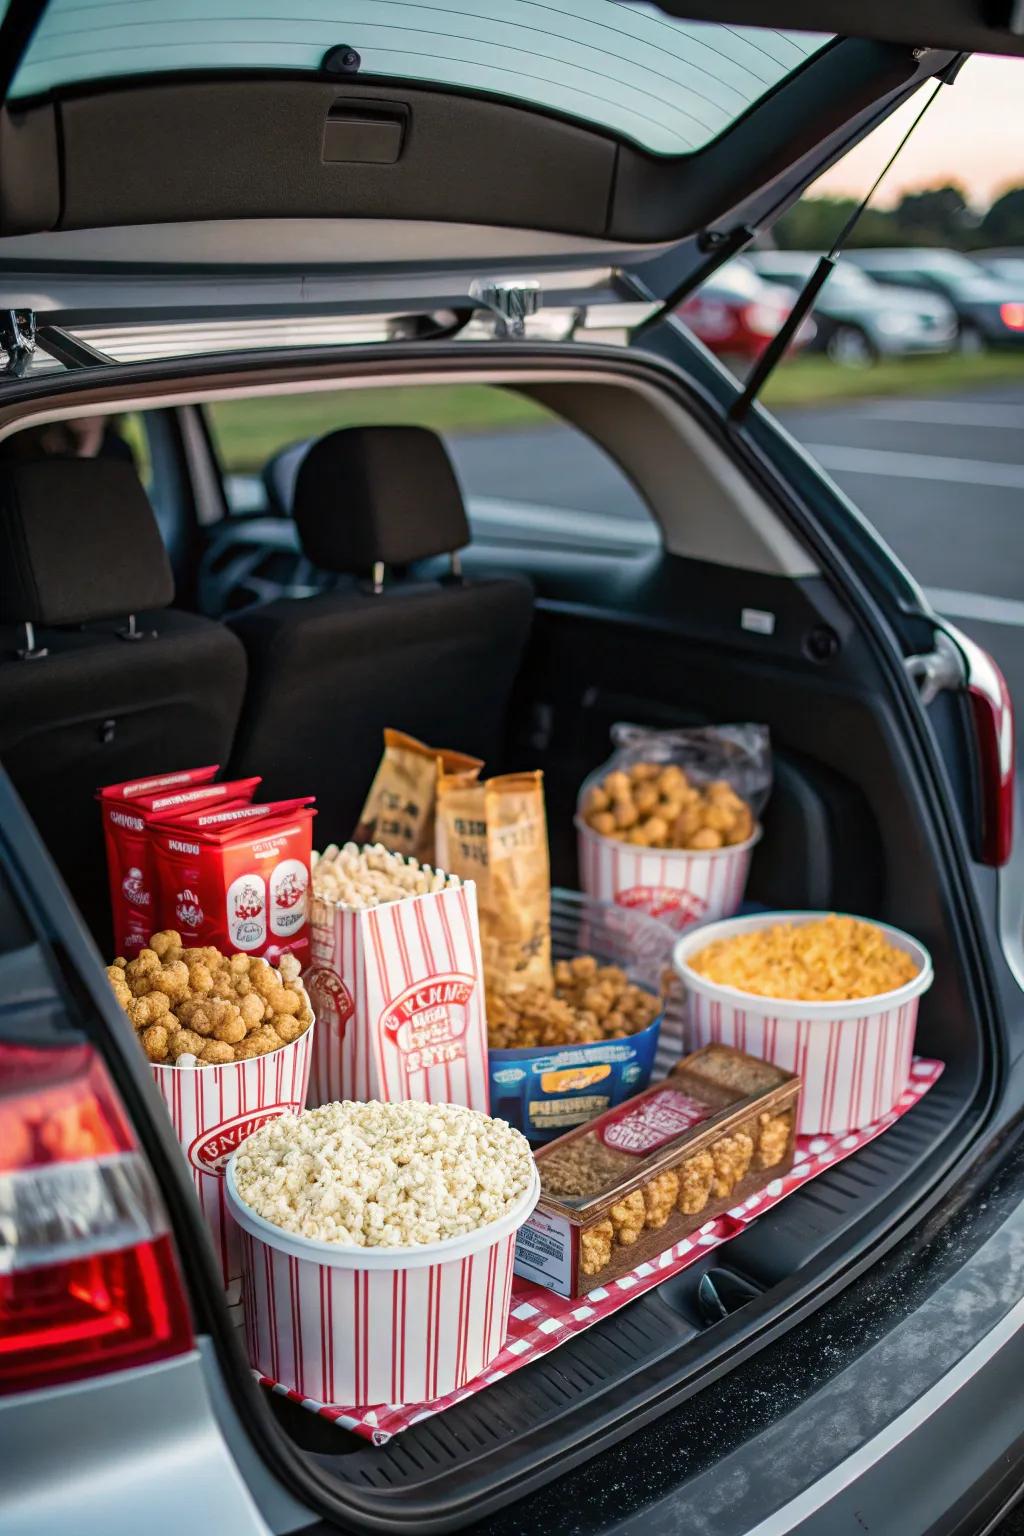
[576,816,761,933]
[673,912,933,1135]
[150,1021,314,1288]
[226,1161,540,1406]
[305,881,489,1112]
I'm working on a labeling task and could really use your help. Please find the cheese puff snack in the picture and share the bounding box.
[105,933,312,1066]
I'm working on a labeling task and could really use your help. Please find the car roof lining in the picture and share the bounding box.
[0,362,818,578]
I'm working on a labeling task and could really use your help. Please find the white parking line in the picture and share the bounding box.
[804,442,1024,490]
[858,401,1024,428]
[926,588,1024,628]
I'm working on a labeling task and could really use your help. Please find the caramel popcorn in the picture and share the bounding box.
[609,1190,645,1245]
[677,1150,715,1215]
[710,1131,754,1198]
[487,955,661,1050]
[580,1219,614,1277]
[756,1111,792,1169]
[687,914,919,1001]
[642,1169,679,1230]
[582,762,754,851]
[106,932,312,1066]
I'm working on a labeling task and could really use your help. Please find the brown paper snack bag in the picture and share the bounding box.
[437,771,552,994]
[355,729,482,860]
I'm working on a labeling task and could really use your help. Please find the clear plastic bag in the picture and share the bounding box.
[605,723,772,816]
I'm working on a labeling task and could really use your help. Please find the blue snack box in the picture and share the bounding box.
[488,1011,662,1143]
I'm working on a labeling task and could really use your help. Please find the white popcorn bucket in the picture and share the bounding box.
[304,881,489,1112]
[673,912,933,1135]
[227,1160,540,1406]
[576,816,761,933]
[151,1022,314,1287]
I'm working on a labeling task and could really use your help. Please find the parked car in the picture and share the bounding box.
[845,247,1024,350]
[974,248,1024,286]
[677,258,814,364]
[749,250,957,364]
[2,6,1024,1536]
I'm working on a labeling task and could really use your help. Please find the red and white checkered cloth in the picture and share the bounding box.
[257,1056,944,1444]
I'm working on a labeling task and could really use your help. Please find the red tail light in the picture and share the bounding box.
[0,1042,193,1396]
[999,302,1024,331]
[953,633,1016,867]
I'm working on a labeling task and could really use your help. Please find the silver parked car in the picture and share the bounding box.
[748,251,958,364]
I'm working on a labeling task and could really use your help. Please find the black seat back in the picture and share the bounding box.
[228,426,532,837]
[0,456,247,949]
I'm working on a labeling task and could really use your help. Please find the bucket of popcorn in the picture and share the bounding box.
[103,931,315,1287]
[673,911,933,1135]
[226,1101,540,1406]
[304,844,489,1112]
[575,725,770,933]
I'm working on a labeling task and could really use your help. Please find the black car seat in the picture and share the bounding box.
[228,425,534,836]
[0,455,248,949]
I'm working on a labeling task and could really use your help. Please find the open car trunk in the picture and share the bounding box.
[0,335,997,1529]
[236,372,988,1524]
[0,1,1013,1528]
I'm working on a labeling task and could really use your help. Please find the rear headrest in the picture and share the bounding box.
[0,457,174,627]
[293,426,470,573]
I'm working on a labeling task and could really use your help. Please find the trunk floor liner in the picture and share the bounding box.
[264,1071,964,1497]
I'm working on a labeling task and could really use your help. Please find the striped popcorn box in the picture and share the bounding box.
[673,912,934,1135]
[304,881,489,1112]
[150,1022,314,1287]
[227,1161,540,1406]
[576,816,761,933]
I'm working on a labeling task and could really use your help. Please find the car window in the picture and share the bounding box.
[12,0,830,157]
[204,384,658,557]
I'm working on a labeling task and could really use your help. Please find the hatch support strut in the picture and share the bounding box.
[729,64,961,424]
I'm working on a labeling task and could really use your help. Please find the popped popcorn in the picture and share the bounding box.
[232,1099,534,1247]
[311,842,461,911]
[106,931,313,1065]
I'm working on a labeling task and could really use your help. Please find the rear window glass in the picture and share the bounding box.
[205,383,656,552]
[12,1,830,156]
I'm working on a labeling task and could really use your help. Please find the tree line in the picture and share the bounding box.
[774,185,1024,250]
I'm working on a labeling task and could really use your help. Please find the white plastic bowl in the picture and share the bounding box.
[673,911,933,1134]
[576,815,761,933]
[226,1155,540,1406]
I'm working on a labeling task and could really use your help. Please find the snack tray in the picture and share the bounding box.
[255,1056,944,1444]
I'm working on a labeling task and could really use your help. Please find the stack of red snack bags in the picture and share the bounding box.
[99,767,315,964]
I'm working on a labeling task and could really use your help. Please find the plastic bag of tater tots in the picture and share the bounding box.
[579,724,771,853]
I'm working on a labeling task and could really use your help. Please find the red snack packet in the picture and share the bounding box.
[98,770,262,956]
[99,766,217,956]
[150,800,316,964]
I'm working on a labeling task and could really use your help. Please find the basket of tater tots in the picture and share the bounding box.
[486,889,681,1142]
[514,1043,798,1298]
[576,723,770,932]
[105,930,315,1287]
[673,910,933,1135]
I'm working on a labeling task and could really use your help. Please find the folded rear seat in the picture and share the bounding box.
[0,456,248,949]
[228,425,533,835]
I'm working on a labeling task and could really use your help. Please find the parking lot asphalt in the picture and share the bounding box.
[778,382,1024,751]
[449,379,1024,751]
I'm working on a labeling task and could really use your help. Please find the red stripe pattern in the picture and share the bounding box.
[240,1231,517,1407]
[150,1022,314,1285]
[686,989,921,1135]
[305,884,489,1112]
[577,821,754,933]
[254,1057,944,1444]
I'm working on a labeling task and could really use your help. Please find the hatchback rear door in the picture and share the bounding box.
[0,1,960,324]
